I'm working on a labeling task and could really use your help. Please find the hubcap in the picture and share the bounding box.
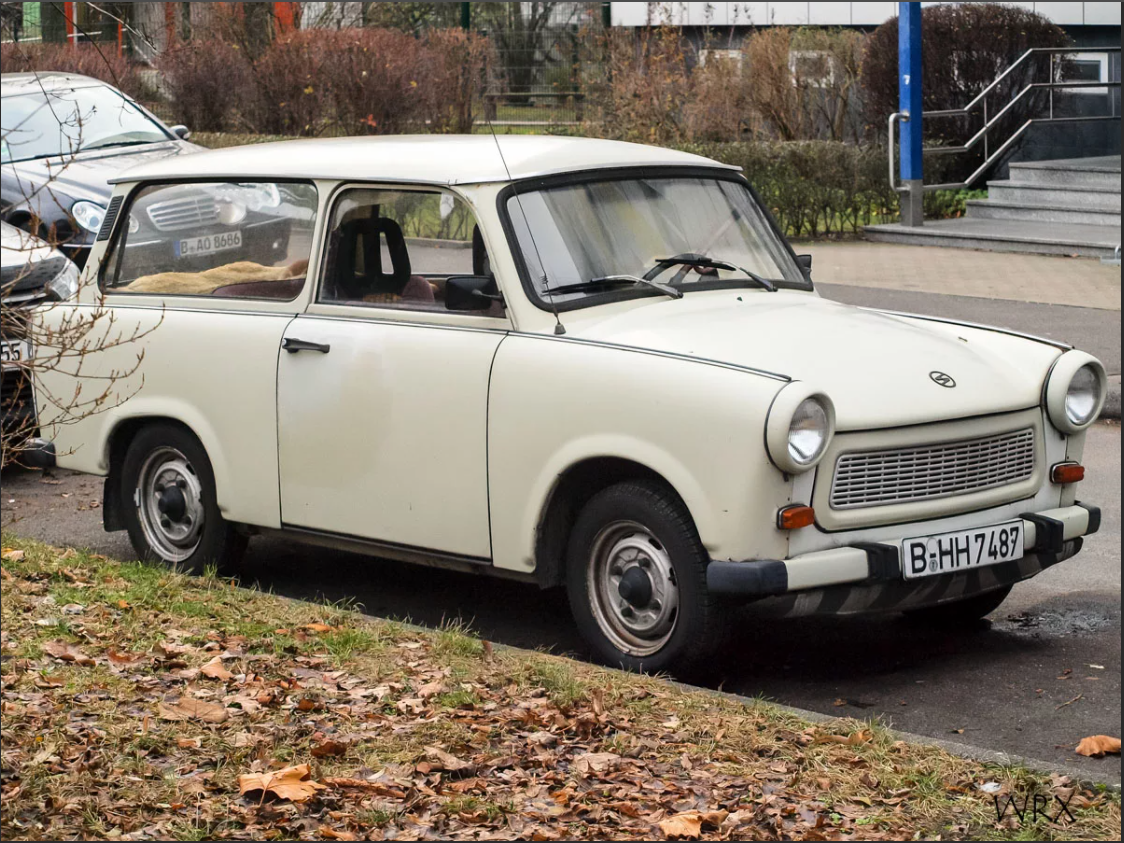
[136,447,204,563]
[587,520,679,657]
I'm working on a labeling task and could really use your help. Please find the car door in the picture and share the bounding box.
[276,185,509,559]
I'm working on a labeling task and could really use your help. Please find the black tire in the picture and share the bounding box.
[565,480,728,676]
[120,423,246,574]
[903,585,1013,626]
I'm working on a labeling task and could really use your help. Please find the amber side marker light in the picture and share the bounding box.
[778,505,816,530]
[1051,462,1086,485]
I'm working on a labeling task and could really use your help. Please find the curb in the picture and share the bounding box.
[668,680,1122,792]
[1102,375,1121,421]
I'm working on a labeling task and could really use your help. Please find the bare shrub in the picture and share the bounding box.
[245,29,334,135]
[860,3,1071,134]
[157,40,253,132]
[586,26,694,144]
[0,42,143,99]
[424,30,493,134]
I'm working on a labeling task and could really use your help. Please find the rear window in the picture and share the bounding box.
[101,181,318,300]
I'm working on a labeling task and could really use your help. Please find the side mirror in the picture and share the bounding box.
[170,125,191,140]
[796,254,812,278]
[446,275,503,312]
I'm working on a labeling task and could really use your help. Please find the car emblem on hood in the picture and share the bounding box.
[929,371,956,388]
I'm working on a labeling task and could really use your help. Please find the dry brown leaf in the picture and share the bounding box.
[303,622,335,634]
[44,639,95,666]
[176,737,203,749]
[200,656,235,682]
[319,827,357,841]
[422,746,474,774]
[1075,735,1121,757]
[416,681,446,699]
[311,738,351,758]
[659,810,729,840]
[1,548,25,562]
[158,697,229,723]
[106,648,148,668]
[814,729,873,746]
[572,751,620,776]
[238,763,326,803]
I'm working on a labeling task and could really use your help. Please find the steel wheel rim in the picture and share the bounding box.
[587,520,679,657]
[136,446,204,563]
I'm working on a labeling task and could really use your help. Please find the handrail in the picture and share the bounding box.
[927,46,1120,119]
[887,47,1121,193]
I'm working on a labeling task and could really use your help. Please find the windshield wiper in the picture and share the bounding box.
[543,274,684,300]
[647,253,776,292]
[82,139,164,152]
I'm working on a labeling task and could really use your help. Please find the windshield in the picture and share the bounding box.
[1,85,170,164]
[506,175,806,309]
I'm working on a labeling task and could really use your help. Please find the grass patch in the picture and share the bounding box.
[1,533,1119,841]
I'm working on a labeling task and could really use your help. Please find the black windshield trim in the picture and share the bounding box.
[495,165,812,315]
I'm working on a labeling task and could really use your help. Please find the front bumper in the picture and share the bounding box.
[708,502,1100,616]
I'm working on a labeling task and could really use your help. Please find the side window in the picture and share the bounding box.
[319,188,502,316]
[101,181,318,300]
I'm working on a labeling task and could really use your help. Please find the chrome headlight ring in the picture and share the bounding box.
[766,383,836,474]
[1045,351,1107,434]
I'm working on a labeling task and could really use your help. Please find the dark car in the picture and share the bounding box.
[1,72,198,268]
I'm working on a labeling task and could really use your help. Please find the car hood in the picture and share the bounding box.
[4,141,197,206]
[568,290,1064,429]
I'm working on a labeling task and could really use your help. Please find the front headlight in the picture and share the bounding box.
[766,384,836,474]
[70,200,106,234]
[1045,351,1107,434]
[45,260,80,302]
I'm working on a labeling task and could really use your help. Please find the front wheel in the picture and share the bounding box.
[120,423,246,574]
[565,480,728,675]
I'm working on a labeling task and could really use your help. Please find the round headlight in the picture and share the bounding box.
[70,200,106,234]
[1045,351,1106,434]
[1065,365,1099,426]
[766,384,836,474]
[788,398,829,466]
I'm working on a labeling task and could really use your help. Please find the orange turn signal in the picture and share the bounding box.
[778,505,816,530]
[1050,462,1085,485]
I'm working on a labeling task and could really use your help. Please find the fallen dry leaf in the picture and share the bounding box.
[572,751,621,775]
[200,656,235,682]
[158,697,229,723]
[422,746,474,775]
[238,763,326,803]
[106,648,149,669]
[44,640,95,666]
[1,548,25,562]
[814,729,873,747]
[659,810,729,840]
[311,738,351,758]
[1076,735,1121,758]
[303,622,335,634]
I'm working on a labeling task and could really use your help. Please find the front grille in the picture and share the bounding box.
[830,428,1037,510]
[146,195,219,231]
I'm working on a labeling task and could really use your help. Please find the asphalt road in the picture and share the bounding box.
[2,284,1120,781]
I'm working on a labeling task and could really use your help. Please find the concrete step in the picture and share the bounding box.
[966,200,1121,227]
[865,218,1121,258]
[1009,156,1122,189]
[987,180,1121,212]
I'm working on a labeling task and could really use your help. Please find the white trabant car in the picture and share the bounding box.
[35,136,1106,673]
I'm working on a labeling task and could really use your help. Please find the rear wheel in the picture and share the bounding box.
[120,423,246,574]
[565,480,727,675]
[903,585,1013,626]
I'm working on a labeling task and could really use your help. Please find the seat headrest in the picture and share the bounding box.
[332,217,412,299]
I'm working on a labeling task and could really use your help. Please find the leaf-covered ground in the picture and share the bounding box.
[1,535,1119,841]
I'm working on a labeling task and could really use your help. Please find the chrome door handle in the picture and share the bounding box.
[282,337,331,354]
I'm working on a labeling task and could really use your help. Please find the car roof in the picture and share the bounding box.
[1,71,109,96]
[110,135,740,186]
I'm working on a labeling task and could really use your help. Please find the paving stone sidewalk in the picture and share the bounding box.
[798,241,1121,311]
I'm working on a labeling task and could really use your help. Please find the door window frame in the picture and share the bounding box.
[96,177,322,312]
[306,182,512,332]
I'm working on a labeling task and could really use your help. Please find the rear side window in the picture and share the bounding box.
[101,181,318,300]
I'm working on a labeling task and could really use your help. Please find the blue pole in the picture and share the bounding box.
[899,1,924,225]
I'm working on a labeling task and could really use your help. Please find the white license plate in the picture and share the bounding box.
[175,230,242,258]
[0,339,32,368]
[902,520,1024,580]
